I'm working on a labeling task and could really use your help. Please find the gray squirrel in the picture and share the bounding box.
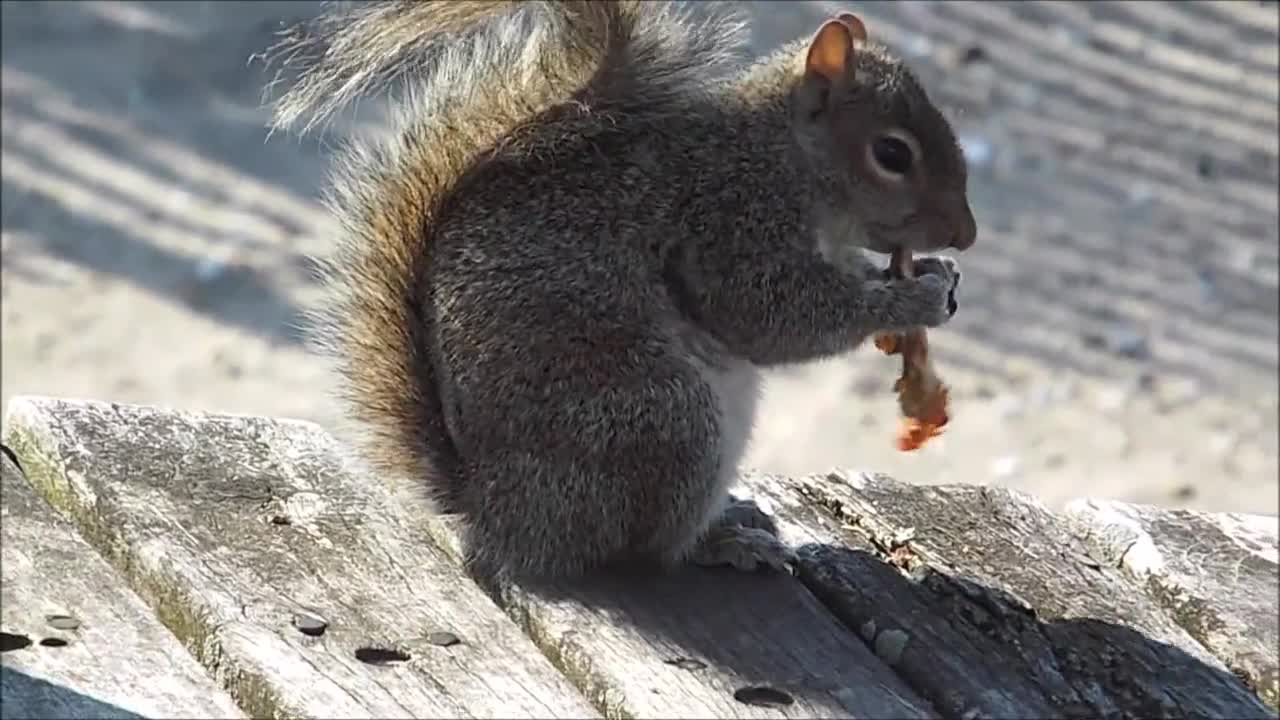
[266,1,976,581]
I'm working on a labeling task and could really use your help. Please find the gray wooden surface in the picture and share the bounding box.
[0,449,245,720]
[3,396,596,720]
[3,395,1276,719]
[1067,497,1280,709]
[747,470,1277,719]
[426,510,937,718]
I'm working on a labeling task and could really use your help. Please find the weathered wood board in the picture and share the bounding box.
[4,396,939,719]
[3,396,598,720]
[742,470,1276,719]
[438,544,939,719]
[354,471,942,715]
[1066,497,1280,710]
[0,449,246,720]
[7,394,1275,720]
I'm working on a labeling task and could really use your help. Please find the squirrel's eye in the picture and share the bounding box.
[870,136,914,176]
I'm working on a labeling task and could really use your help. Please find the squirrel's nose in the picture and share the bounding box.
[950,204,977,251]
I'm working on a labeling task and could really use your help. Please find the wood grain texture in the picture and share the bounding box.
[3,396,597,720]
[420,516,939,719]
[0,449,245,720]
[8,393,1274,719]
[740,470,1275,719]
[1066,497,1279,710]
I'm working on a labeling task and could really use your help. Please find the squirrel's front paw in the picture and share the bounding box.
[691,525,797,575]
[915,256,961,318]
[909,257,961,327]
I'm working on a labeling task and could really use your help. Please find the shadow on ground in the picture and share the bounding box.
[0,665,147,720]
[515,545,1272,717]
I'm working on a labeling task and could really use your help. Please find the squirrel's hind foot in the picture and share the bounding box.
[690,524,797,575]
[718,496,781,537]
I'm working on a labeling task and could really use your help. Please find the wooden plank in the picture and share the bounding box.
[1066,497,1279,710]
[420,510,938,719]
[3,396,597,720]
[0,448,245,720]
[741,470,1276,719]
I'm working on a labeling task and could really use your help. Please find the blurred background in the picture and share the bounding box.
[2,1,1276,514]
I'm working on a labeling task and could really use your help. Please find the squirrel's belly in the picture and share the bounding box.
[706,359,760,471]
[668,321,761,503]
[690,354,761,528]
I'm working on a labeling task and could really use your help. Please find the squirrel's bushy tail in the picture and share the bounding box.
[266,0,746,135]
[265,1,746,512]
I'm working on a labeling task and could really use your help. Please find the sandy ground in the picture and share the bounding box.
[2,1,1277,515]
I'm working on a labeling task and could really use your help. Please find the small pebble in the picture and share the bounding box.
[664,657,707,671]
[45,615,80,631]
[873,629,910,666]
[425,631,461,647]
[292,612,328,637]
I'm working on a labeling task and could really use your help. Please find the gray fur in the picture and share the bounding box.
[265,1,974,580]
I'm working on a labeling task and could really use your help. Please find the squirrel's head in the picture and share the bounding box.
[790,13,976,255]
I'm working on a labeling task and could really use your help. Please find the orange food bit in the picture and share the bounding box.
[895,383,949,451]
[877,248,951,452]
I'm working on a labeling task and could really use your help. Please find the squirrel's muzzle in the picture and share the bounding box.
[947,199,977,251]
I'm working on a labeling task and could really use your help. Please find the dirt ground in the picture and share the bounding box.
[2,1,1277,514]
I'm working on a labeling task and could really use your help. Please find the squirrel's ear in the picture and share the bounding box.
[835,13,869,46]
[804,19,854,83]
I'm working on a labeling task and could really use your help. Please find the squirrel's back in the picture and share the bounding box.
[266,1,748,511]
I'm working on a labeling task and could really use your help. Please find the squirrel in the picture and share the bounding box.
[265,1,976,582]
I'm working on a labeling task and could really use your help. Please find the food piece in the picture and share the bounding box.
[874,248,951,451]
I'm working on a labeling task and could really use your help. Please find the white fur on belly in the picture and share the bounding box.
[698,356,762,529]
